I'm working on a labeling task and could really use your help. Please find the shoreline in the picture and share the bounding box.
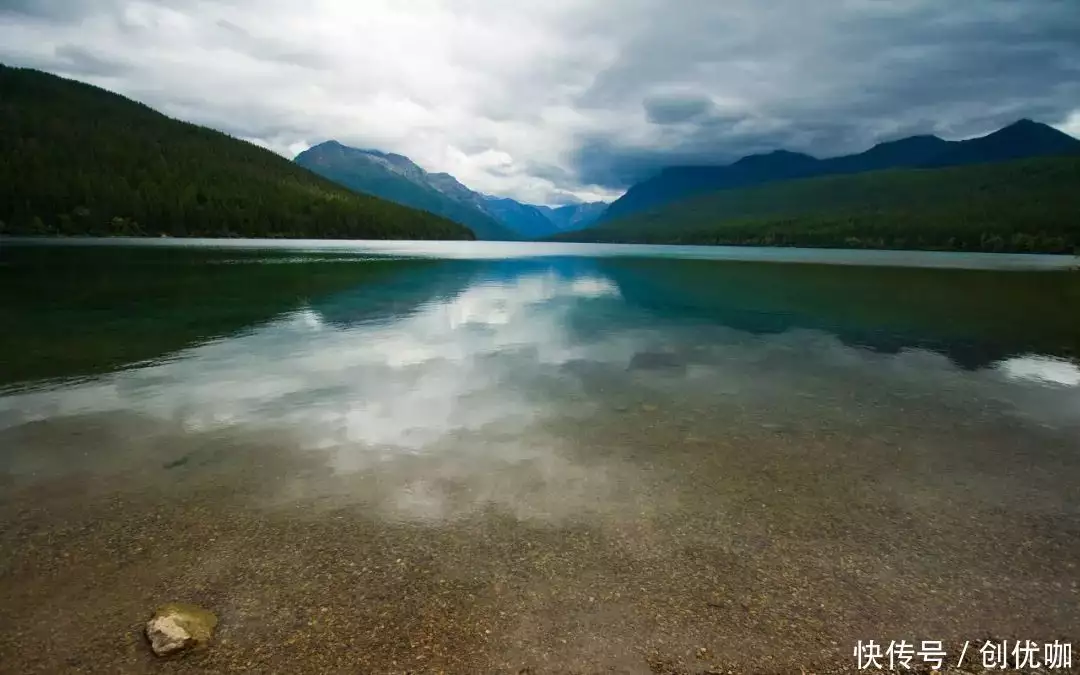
[4,236,1079,271]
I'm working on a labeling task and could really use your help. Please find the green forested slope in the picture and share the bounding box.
[596,119,1080,225]
[0,65,474,240]
[555,155,1080,253]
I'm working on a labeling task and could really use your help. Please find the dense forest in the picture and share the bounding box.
[597,119,1080,225]
[0,65,474,240]
[553,155,1080,253]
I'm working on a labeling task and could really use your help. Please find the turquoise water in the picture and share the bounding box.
[3,239,1079,387]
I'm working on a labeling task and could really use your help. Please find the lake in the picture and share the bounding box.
[2,239,1079,674]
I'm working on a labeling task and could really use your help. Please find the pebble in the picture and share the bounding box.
[145,602,218,657]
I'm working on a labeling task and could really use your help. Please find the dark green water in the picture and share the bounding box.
[3,240,1079,387]
[1,240,1079,673]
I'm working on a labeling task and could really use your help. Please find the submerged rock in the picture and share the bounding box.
[628,351,686,372]
[145,603,218,657]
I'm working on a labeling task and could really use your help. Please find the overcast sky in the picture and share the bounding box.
[2,0,1079,205]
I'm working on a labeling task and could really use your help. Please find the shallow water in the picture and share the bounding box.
[1,240,1079,673]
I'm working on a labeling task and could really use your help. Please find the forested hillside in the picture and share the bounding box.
[553,155,1080,253]
[0,65,474,240]
[598,119,1080,224]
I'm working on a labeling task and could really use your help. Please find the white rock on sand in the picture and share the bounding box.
[145,603,218,657]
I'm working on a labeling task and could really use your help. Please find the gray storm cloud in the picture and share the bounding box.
[1,0,1078,201]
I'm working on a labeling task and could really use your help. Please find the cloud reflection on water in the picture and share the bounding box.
[0,268,618,452]
[1,256,1079,524]
[996,355,1080,387]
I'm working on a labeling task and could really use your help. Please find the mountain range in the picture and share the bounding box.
[4,63,1078,251]
[597,119,1080,225]
[537,202,610,232]
[555,151,1080,250]
[294,142,608,240]
[0,65,472,241]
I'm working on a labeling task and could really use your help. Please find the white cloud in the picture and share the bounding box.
[1058,111,1080,140]
[1,0,629,203]
[1,0,1077,202]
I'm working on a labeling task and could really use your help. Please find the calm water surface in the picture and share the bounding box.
[1,240,1079,673]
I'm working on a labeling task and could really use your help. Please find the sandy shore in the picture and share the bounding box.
[1,383,1078,674]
